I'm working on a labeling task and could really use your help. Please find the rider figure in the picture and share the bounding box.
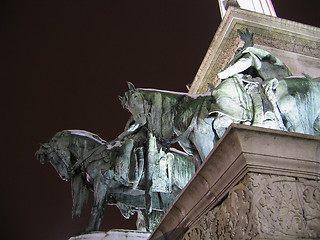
[217,29,291,129]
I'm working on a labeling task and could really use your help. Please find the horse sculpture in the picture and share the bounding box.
[36,129,195,233]
[118,30,320,166]
[119,76,320,166]
[119,84,216,168]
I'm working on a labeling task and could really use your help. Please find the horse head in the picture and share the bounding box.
[119,82,147,126]
[35,143,50,164]
[36,143,71,181]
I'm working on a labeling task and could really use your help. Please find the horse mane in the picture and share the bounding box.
[64,130,106,144]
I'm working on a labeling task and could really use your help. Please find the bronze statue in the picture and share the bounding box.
[36,129,195,232]
[119,75,320,164]
[37,30,320,235]
[122,78,318,155]
[118,30,320,164]
[118,83,216,168]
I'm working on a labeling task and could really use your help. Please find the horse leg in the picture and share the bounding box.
[136,210,147,231]
[85,178,108,232]
[145,134,156,212]
[190,121,216,163]
[140,210,165,232]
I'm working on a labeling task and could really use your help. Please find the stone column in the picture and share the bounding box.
[218,0,277,18]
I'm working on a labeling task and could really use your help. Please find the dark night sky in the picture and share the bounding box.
[1,1,319,239]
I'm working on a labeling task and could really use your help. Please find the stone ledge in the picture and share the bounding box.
[149,124,320,239]
[69,230,150,240]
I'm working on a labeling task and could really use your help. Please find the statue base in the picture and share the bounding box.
[150,124,320,239]
[69,230,151,240]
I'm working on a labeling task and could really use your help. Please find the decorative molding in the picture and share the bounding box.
[183,173,320,239]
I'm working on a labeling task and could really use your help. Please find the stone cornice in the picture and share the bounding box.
[149,124,320,239]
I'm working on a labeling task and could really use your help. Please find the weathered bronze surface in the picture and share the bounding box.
[38,30,320,235]
[119,30,320,165]
[36,129,194,233]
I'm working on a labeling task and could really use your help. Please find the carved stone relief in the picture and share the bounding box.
[190,7,320,94]
[183,173,320,240]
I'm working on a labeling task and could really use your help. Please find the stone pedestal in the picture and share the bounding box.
[149,124,320,239]
[69,230,150,240]
[189,6,320,94]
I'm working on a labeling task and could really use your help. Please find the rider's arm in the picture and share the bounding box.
[218,54,254,80]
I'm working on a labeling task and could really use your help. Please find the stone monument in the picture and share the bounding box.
[36,129,195,236]
[149,124,320,239]
[149,1,320,239]
[37,1,320,239]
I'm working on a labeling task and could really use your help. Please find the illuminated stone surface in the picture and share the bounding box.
[150,124,320,239]
[69,230,150,240]
[218,0,277,18]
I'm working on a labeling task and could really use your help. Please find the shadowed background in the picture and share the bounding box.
[1,0,319,239]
